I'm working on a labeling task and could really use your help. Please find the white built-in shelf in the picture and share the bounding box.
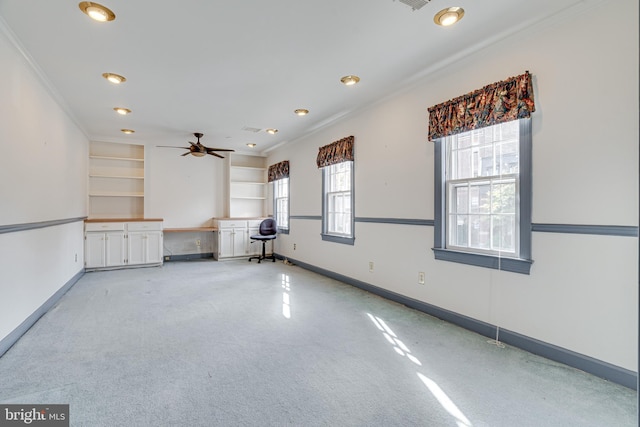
[228,154,267,218]
[89,141,145,218]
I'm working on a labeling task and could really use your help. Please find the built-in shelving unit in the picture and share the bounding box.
[228,154,266,218]
[89,141,144,218]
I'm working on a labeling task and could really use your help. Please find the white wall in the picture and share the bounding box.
[145,139,226,228]
[0,24,87,343]
[268,0,638,371]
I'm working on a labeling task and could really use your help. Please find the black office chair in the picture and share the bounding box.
[248,218,277,263]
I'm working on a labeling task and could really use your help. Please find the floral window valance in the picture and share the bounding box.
[316,136,354,168]
[268,160,289,182]
[427,71,535,141]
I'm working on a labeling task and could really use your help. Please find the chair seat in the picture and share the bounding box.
[250,234,276,241]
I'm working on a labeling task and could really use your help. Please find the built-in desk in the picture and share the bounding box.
[164,227,217,233]
[162,227,217,261]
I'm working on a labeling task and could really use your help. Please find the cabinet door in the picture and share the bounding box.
[232,227,247,256]
[218,228,234,258]
[105,231,126,267]
[127,231,145,265]
[146,231,163,264]
[85,232,106,268]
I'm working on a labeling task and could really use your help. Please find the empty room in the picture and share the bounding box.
[0,0,637,425]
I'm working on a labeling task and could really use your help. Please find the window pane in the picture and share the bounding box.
[452,185,468,214]
[478,145,494,177]
[449,214,468,247]
[491,181,516,214]
[470,215,491,249]
[497,141,519,174]
[492,214,515,252]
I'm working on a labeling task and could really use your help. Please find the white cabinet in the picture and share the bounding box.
[127,222,163,265]
[85,220,163,270]
[85,230,126,269]
[213,218,271,259]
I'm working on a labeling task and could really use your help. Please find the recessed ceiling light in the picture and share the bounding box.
[340,75,360,86]
[113,107,131,115]
[78,2,115,22]
[434,7,464,26]
[266,128,278,135]
[102,73,126,84]
[121,129,135,134]
[294,109,309,116]
[246,143,256,148]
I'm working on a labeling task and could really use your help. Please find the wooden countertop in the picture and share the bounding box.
[164,227,217,232]
[85,218,163,223]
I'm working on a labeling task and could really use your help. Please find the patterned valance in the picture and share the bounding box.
[427,71,535,141]
[268,160,290,182]
[316,136,354,168]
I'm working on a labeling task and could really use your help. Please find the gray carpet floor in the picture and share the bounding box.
[0,259,636,426]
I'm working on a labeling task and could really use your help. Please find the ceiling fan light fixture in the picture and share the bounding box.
[434,7,464,26]
[192,152,206,157]
[294,109,309,116]
[121,129,135,134]
[114,107,131,115]
[266,128,278,135]
[340,75,360,86]
[102,72,126,84]
[78,2,115,22]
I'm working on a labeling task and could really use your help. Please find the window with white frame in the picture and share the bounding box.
[433,119,532,274]
[446,120,520,255]
[322,161,354,244]
[273,177,289,233]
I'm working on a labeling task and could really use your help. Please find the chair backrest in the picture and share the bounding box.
[259,218,277,236]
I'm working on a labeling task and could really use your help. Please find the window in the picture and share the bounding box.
[433,119,532,274]
[273,177,289,233]
[322,161,354,244]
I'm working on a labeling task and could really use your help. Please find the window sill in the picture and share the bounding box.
[432,248,532,275]
[321,234,355,245]
[278,228,290,235]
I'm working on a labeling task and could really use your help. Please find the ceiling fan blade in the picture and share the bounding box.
[157,145,190,150]
[205,147,235,152]
[207,152,225,158]
[181,152,191,156]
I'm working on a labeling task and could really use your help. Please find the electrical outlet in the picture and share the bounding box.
[196,239,201,246]
[418,272,425,285]
[293,243,297,250]
[369,262,374,272]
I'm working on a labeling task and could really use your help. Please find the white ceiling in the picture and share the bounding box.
[0,0,588,154]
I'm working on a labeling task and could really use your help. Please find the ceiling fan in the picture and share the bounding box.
[158,133,234,158]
